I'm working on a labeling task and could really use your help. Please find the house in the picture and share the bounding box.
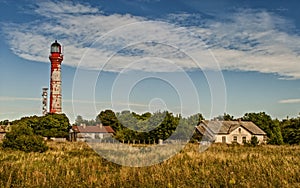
[69,124,115,142]
[0,126,6,140]
[0,124,11,141]
[195,120,267,144]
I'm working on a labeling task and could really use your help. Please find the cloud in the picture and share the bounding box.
[2,1,300,79]
[34,1,99,16]
[63,99,149,107]
[278,99,300,104]
[0,96,40,102]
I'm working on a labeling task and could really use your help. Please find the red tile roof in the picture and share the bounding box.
[72,125,114,133]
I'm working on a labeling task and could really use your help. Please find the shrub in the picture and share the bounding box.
[2,123,48,152]
[244,136,259,147]
[250,136,259,147]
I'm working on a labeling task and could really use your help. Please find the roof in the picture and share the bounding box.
[51,40,61,47]
[0,125,6,133]
[196,120,266,135]
[72,125,114,134]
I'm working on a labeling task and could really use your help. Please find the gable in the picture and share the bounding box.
[228,126,252,136]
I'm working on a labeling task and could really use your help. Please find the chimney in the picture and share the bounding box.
[99,123,103,128]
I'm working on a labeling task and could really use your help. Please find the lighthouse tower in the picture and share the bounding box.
[49,40,63,114]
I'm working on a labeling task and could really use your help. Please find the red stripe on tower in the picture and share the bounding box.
[49,40,63,114]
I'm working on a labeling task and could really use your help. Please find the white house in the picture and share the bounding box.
[0,124,11,141]
[0,125,6,140]
[195,120,267,144]
[70,124,115,142]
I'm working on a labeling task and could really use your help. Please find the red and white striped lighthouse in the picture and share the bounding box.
[49,40,63,114]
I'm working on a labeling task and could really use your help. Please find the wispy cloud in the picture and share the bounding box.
[0,96,40,102]
[2,1,300,79]
[64,99,149,107]
[278,98,300,104]
[34,1,99,16]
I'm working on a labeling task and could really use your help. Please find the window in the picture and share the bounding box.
[95,134,100,139]
[242,136,246,143]
[233,136,237,143]
[222,136,226,143]
[239,128,241,133]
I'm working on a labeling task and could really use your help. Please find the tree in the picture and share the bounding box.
[148,111,179,142]
[242,112,283,145]
[0,119,10,125]
[174,113,204,141]
[11,114,70,139]
[2,123,48,153]
[223,113,234,121]
[97,110,121,131]
[215,113,234,121]
[75,115,84,125]
[250,136,259,147]
[281,116,300,144]
[38,114,70,138]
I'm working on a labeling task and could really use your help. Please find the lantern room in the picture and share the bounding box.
[50,40,62,54]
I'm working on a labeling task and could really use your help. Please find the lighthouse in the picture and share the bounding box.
[49,40,63,114]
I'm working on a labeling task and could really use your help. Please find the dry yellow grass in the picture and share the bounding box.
[0,142,300,187]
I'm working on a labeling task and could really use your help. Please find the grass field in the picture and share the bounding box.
[1,142,300,187]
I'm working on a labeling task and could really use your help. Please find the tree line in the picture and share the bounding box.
[75,110,300,145]
[1,110,300,145]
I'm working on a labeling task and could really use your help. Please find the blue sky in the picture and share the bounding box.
[0,0,299,122]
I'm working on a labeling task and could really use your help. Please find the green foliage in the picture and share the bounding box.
[281,117,300,144]
[98,110,121,130]
[75,115,98,126]
[0,119,10,125]
[75,115,84,125]
[83,110,300,145]
[96,110,203,143]
[175,113,204,141]
[40,113,70,138]
[242,112,283,145]
[215,113,234,121]
[223,113,234,121]
[2,124,48,152]
[11,114,70,138]
[250,136,259,146]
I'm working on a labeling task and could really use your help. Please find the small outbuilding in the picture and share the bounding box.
[0,126,6,140]
[0,124,11,141]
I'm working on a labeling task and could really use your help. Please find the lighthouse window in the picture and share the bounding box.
[51,46,60,53]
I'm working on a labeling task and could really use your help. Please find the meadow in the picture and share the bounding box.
[0,142,300,187]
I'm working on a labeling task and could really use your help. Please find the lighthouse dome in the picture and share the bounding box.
[50,40,61,53]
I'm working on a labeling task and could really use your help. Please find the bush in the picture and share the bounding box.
[244,136,259,147]
[250,136,259,146]
[2,123,48,152]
